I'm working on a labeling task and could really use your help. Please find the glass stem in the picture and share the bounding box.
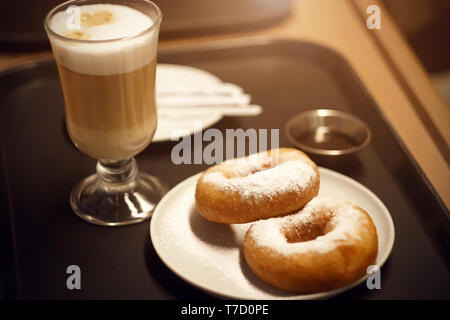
[96,158,138,185]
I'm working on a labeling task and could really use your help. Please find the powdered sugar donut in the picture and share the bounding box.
[195,148,319,224]
[244,197,378,293]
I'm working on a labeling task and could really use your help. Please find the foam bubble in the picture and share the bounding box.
[48,4,157,75]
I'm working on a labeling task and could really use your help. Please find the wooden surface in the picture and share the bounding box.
[0,0,448,209]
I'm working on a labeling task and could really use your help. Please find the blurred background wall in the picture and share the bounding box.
[382,0,450,105]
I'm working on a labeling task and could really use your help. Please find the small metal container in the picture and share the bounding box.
[285,109,371,156]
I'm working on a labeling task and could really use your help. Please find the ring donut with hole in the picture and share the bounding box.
[195,148,320,224]
[243,197,378,293]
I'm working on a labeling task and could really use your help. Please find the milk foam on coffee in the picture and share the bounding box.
[49,4,156,75]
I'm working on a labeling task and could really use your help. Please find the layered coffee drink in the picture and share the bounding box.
[48,4,158,160]
[45,0,165,226]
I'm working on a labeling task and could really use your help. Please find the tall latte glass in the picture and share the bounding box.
[45,0,165,226]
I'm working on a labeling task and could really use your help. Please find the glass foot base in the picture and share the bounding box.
[70,169,166,227]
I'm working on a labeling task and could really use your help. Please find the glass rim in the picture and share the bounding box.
[44,0,162,44]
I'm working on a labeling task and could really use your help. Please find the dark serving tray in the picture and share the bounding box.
[0,39,449,299]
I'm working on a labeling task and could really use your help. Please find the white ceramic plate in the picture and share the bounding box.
[150,167,395,299]
[153,64,223,142]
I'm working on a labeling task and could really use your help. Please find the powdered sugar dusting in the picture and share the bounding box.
[249,197,364,255]
[201,156,316,200]
[156,179,275,296]
[222,152,273,177]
